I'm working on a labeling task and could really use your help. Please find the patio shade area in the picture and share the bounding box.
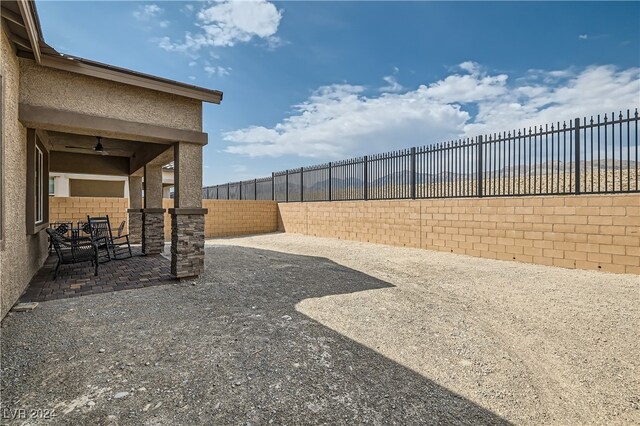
[2,234,638,425]
[20,248,177,302]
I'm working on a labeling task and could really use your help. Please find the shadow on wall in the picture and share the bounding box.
[2,245,511,424]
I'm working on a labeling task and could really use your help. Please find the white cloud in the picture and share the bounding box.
[205,65,232,77]
[223,63,640,159]
[380,75,403,93]
[133,4,163,20]
[579,34,588,40]
[160,0,283,53]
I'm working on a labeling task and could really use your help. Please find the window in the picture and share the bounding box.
[35,145,44,223]
[49,177,55,196]
[26,129,49,234]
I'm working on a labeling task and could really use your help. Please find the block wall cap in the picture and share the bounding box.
[169,208,208,215]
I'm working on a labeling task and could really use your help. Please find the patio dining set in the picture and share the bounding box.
[46,216,133,279]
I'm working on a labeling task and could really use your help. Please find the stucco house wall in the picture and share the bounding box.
[0,30,49,318]
[19,58,202,132]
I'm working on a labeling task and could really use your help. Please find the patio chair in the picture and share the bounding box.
[46,228,99,279]
[87,216,132,261]
[111,219,133,259]
[48,222,73,253]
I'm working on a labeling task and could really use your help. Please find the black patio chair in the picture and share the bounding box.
[46,228,99,279]
[87,216,132,261]
[48,222,73,253]
[111,219,133,259]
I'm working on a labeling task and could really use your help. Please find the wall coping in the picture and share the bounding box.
[169,208,208,215]
[141,208,166,214]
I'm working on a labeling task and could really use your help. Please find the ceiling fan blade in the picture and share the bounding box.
[65,145,94,150]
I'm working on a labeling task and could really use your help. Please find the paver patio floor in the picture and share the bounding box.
[20,248,178,303]
[1,233,638,425]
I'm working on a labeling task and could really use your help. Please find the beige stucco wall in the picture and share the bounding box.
[69,179,124,198]
[1,31,48,318]
[19,58,202,132]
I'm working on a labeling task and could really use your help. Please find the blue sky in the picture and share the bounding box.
[36,1,640,185]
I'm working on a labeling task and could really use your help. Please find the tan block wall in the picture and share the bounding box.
[49,197,129,233]
[163,199,278,240]
[0,31,49,318]
[277,194,640,275]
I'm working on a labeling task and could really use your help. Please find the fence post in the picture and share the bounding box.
[285,170,289,203]
[271,173,275,201]
[574,117,581,195]
[300,167,304,202]
[363,156,368,201]
[216,186,219,200]
[254,178,257,200]
[328,162,332,201]
[239,181,242,200]
[227,183,230,200]
[477,135,483,197]
[410,147,416,199]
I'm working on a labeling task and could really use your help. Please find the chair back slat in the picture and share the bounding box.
[117,221,126,237]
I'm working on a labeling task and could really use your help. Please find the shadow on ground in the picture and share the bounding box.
[1,246,509,425]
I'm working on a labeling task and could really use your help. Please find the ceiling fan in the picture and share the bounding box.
[65,136,110,155]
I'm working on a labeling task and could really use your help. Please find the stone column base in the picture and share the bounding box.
[170,208,207,279]
[127,209,143,244]
[142,208,166,255]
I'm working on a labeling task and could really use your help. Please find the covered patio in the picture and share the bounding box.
[15,47,223,282]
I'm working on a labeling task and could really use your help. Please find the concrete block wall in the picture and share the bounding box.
[277,194,640,274]
[49,197,128,233]
[163,199,278,240]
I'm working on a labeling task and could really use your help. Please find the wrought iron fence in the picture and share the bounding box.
[203,109,639,201]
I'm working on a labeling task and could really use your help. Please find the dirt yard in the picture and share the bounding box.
[1,233,638,425]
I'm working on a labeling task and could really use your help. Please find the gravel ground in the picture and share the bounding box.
[1,233,638,425]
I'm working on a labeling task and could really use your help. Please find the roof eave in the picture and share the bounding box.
[14,0,223,104]
[39,53,223,104]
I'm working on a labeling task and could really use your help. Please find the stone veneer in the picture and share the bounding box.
[128,209,143,244]
[142,209,165,255]
[170,209,206,278]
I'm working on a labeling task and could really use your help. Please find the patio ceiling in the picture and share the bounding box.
[46,129,172,176]
[47,131,155,158]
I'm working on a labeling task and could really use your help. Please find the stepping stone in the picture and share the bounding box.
[11,302,39,312]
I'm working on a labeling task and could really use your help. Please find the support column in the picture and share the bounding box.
[170,142,207,278]
[142,164,165,255]
[127,175,143,244]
